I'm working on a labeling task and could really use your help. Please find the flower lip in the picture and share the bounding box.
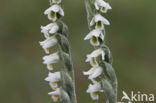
[86,82,103,100]
[48,88,60,102]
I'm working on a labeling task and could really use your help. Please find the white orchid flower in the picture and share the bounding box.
[41,23,59,38]
[44,4,64,21]
[52,0,62,4]
[43,52,59,70]
[84,29,104,46]
[83,66,103,79]
[86,48,105,67]
[90,14,110,30]
[94,0,112,13]
[87,82,103,100]
[39,36,58,54]
[48,88,60,102]
[45,72,61,89]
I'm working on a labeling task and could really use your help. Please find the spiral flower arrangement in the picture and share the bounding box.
[83,0,118,103]
[39,0,77,103]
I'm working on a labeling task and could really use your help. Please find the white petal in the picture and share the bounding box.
[51,5,60,12]
[89,48,105,58]
[89,67,103,79]
[45,72,61,82]
[94,14,110,25]
[84,29,101,40]
[59,7,64,16]
[90,17,95,26]
[49,24,59,34]
[43,52,59,68]
[83,68,95,75]
[96,0,107,8]
[44,5,60,15]
[94,2,99,10]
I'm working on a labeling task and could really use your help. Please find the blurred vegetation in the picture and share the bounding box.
[0,0,156,103]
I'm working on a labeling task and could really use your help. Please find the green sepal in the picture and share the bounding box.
[58,51,72,72]
[85,0,96,30]
[100,62,118,103]
[60,87,71,103]
[55,33,70,53]
[100,62,117,88]
[101,44,113,64]
[57,20,69,37]
[60,71,73,92]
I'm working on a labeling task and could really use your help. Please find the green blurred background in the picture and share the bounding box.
[0,0,156,103]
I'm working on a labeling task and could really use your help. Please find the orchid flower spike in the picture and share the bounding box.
[86,48,105,67]
[41,23,59,38]
[45,72,61,89]
[48,88,61,102]
[94,0,112,13]
[39,36,58,54]
[86,82,103,100]
[84,29,104,46]
[90,14,110,30]
[83,66,103,79]
[43,52,60,70]
[52,0,62,4]
[44,4,64,21]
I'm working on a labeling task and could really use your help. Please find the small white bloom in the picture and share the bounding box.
[94,0,112,13]
[86,48,105,67]
[83,66,103,79]
[90,14,110,30]
[52,0,62,4]
[45,72,61,89]
[84,29,104,46]
[87,82,103,100]
[39,36,58,54]
[44,4,64,21]
[43,52,59,70]
[41,23,59,38]
[48,88,60,102]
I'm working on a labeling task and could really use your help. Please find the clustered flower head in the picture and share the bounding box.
[83,0,112,100]
[39,0,64,102]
